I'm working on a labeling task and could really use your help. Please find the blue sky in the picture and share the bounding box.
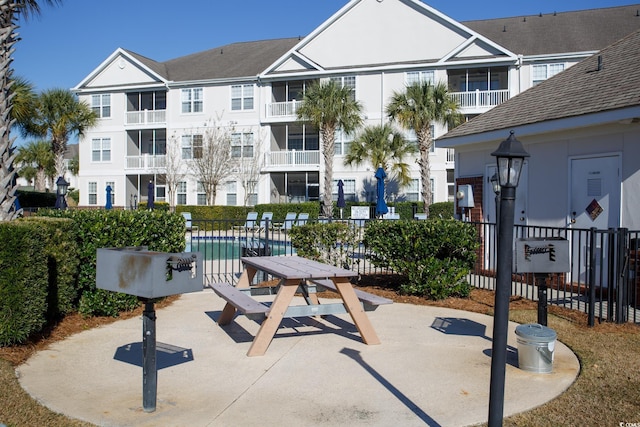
[14,0,632,93]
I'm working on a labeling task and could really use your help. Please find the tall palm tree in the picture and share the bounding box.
[296,80,363,217]
[16,139,54,191]
[0,1,62,220]
[24,88,97,178]
[10,76,37,130]
[387,81,462,217]
[344,123,416,187]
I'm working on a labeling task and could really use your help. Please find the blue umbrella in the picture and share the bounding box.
[337,179,346,218]
[374,167,388,217]
[147,180,155,210]
[105,185,113,210]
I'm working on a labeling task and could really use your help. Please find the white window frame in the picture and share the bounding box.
[181,88,203,113]
[106,181,115,205]
[177,181,187,205]
[334,128,354,156]
[91,138,111,162]
[88,182,97,205]
[405,179,419,202]
[231,132,254,158]
[91,94,111,118]
[332,179,356,201]
[231,84,254,111]
[181,134,203,160]
[532,63,565,86]
[406,70,434,86]
[226,181,237,206]
[197,181,206,205]
[330,76,356,100]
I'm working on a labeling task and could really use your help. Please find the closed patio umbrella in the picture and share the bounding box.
[105,185,112,210]
[374,167,388,218]
[337,179,346,219]
[147,180,155,210]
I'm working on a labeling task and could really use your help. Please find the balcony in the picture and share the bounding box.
[125,155,166,171]
[263,150,320,171]
[125,110,166,126]
[450,89,509,112]
[264,100,303,123]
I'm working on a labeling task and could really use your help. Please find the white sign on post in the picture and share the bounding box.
[350,206,370,219]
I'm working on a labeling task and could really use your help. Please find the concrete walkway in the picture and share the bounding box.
[17,290,579,427]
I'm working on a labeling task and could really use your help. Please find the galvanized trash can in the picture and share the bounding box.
[515,323,557,373]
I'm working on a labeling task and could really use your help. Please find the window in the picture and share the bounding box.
[447,169,455,202]
[181,88,203,113]
[330,76,356,100]
[106,181,115,205]
[406,70,434,86]
[88,182,97,205]
[334,128,354,156]
[247,180,258,206]
[532,63,565,86]
[231,84,254,110]
[231,132,254,158]
[197,182,206,205]
[226,181,237,206]
[405,179,419,201]
[181,134,203,159]
[91,94,111,118]
[332,179,356,201]
[177,181,187,205]
[91,138,111,162]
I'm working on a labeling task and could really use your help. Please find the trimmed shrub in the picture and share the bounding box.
[289,222,360,269]
[363,219,478,299]
[0,223,48,345]
[429,201,455,219]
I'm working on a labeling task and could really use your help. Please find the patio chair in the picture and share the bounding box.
[279,212,298,231]
[294,213,309,227]
[258,212,273,230]
[234,211,259,231]
[182,212,198,231]
[414,213,428,220]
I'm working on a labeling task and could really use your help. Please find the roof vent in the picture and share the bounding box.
[553,11,557,16]
[503,25,507,32]
[523,16,526,22]
[597,55,603,71]
[539,12,542,17]
[636,9,639,16]
[220,49,223,54]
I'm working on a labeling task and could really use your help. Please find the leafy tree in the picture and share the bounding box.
[0,2,63,220]
[387,81,462,217]
[10,76,38,130]
[297,80,363,217]
[16,139,54,191]
[23,88,97,179]
[344,123,417,188]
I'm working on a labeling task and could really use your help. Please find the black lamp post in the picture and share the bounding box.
[488,131,529,427]
[490,173,501,227]
[54,176,69,210]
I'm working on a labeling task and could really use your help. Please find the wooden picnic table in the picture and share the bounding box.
[214,255,386,356]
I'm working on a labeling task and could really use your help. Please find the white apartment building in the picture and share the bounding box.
[72,0,640,209]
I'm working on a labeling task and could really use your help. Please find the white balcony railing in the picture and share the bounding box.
[265,150,320,168]
[125,109,167,125]
[450,89,510,110]
[265,100,303,119]
[125,155,167,170]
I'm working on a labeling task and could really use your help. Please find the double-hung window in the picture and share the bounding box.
[88,182,97,205]
[91,94,111,118]
[406,70,434,86]
[332,179,356,201]
[231,84,254,110]
[406,179,419,202]
[91,138,111,162]
[106,181,115,205]
[181,88,203,113]
[181,134,203,159]
[226,181,237,206]
[177,181,187,205]
[334,128,354,156]
[330,76,356,101]
[231,132,254,158]
[532,63,565,86]
[197,182,207,205]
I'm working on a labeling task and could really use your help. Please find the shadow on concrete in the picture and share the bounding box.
[113,342,194,369]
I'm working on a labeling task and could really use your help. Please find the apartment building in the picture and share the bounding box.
[72,0,640,209]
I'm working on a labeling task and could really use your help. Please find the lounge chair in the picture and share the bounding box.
[279,212,298,231]
[182,212,198,231]
[414,213,427,220]
[258,212,273,230]
[294,213,309,227]
[234,211,259,231]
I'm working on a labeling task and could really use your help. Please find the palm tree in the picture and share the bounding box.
[10,76,38,129]
[387,81,462,217]
[0,1,62,220]
[24,88,97,178]
[16,139,54,191]
[296,80,363,217]
[344,123,416,188]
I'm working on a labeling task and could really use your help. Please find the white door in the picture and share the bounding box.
[569,155,621,285]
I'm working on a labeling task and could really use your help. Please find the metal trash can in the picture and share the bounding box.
[515,323,557,373]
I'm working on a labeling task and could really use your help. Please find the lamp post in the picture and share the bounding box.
[488,131,529,427]
[490,173,501,227]
[54,176,69,210]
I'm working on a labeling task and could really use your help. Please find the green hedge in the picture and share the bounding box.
[289,222,360,269]
[363,219,478,299]
[39,209,186,317]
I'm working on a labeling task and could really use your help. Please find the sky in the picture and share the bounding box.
[13,0,634,95]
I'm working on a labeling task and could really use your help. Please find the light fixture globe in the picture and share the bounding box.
[491,131,530,188]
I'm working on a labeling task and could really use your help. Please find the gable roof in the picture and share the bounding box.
[464,4,640,56]
[439,29,640,145]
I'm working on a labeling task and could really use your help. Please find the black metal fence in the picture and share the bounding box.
[185,217,640,325]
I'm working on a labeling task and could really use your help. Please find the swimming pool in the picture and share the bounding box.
[187,237,296,260]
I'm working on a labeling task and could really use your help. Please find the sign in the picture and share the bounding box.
[350,206,370,220]
[586,198,603,221]
[514,238,570,273]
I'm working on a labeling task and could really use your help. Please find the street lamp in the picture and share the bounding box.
[54,176,69,210]
[488,131,529,427]
[490,173,501,226]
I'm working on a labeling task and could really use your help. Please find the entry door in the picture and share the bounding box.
[569,155,621,285]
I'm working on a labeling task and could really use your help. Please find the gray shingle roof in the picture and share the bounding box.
[464,4,640,56]
[440,29,640,141]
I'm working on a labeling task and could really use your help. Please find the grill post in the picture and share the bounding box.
[142,299,157,412]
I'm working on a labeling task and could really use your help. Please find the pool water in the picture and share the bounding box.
[188,238,295,260]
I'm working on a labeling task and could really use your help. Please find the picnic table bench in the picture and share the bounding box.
[209,255,391,356]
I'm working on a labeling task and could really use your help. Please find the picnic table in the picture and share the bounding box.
[211,255,391,356]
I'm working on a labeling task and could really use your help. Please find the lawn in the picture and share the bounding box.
[0,284,638,426]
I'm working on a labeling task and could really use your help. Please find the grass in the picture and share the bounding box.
[0,287,639,426]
